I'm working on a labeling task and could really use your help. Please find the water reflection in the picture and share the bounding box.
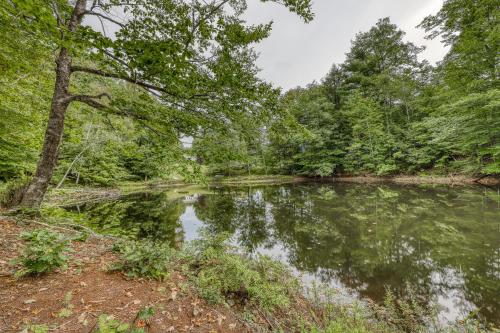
[65,182,500,326]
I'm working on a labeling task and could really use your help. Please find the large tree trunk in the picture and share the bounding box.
[20,0,88,207]
[20,49,73,207]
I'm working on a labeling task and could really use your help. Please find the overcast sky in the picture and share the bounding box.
[86,0,448,92]
[244,0,448,91]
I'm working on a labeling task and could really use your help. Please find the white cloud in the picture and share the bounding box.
[244,0,448,90]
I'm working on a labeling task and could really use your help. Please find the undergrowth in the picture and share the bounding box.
[0,177,29,208]
[189,233,300,312]
[93,314,145,333]
[13,228,72,277]
[10,223,496,333]
[111,239,174,280]
[107,232,496,333]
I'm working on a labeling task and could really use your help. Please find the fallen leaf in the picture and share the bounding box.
[78,312,86,323]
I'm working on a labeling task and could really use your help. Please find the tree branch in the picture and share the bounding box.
[69,93,110,109]
[49,0,63,26]
[84,10,125,27]
[71,66,215,100]
[184,0,230,52]
[71,66,169,95]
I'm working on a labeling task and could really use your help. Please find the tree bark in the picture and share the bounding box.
[20,49,73,207]
[20,0,87,207]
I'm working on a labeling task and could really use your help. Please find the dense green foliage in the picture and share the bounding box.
[1,0,497,191]
[14,229,72,277]
[264,14,499,177]
[111,239,174,280]
[196,10,499,177]
[0,0,312,205]
[190,233,300,311]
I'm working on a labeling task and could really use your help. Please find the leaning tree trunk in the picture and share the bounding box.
[20,49,73,207]
[20,0,87,207]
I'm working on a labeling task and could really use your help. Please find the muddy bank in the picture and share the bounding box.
[322,174,500,186]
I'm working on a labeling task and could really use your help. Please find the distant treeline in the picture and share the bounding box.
[195,6,499,177]
[0,0,498,189]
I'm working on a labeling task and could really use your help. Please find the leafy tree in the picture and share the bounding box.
[269,85,351,176]
[421,90,500,174]
[419,0,499,92]
[2,0,313,207]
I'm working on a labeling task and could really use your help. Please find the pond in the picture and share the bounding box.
[63,181,500,326]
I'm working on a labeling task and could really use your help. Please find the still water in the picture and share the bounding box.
[63,182,500,326]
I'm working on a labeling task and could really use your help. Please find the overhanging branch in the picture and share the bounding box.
[71,65,217,101]
[69,93,110,109]
[71,66,170,95]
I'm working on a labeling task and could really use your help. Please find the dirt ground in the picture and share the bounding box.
[0,218,251,333]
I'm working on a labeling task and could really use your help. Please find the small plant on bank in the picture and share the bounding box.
[93,315,145,333]
[23,324,49,333]
[191,232,300,312]
[111,239,173,280]
[14,229,72,277]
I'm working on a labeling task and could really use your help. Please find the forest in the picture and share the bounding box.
[0,0,498,207]
[0,0,499,332]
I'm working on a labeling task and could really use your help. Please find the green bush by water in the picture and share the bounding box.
[111,239,174,280]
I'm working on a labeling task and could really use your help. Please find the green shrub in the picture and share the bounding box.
[111,239,173,280]
[93,315,144,333]
[0,177,29,208]
[14,229,71,277]
[25,324,49,333]
[305,320,372,333]
[192,233,299,312]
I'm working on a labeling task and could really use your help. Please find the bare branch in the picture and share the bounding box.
[84,11,125,27]
[49,1,63,26]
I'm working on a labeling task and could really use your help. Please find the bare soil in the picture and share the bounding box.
[0,218,251,333]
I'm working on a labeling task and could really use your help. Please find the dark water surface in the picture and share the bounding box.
[63,182,500,326]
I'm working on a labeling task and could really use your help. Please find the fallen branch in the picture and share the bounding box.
[29,220,118,240]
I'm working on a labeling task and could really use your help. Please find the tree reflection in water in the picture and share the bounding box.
[65,183,500,325]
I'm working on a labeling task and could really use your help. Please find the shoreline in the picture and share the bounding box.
[324,174,500,186]
[6,174,495,209]
[1,217,493,333]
